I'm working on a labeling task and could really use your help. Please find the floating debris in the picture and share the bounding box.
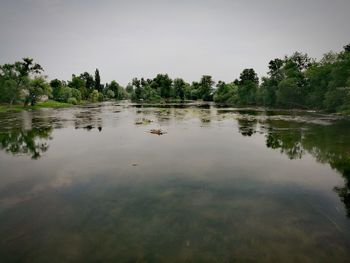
[135,118,153,125]
[132,163,138,166]
[149,129,166,135]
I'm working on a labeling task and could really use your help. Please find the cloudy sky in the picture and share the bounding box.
[1,0,349,85]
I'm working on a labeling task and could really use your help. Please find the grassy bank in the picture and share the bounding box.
[0,100,73,113]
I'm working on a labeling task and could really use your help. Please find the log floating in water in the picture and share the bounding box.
[149,129,166,135]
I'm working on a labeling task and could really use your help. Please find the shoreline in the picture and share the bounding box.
[0,101,74,113]
[1,100,349,116]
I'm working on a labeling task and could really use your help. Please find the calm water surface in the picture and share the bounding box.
[0,102,350,262]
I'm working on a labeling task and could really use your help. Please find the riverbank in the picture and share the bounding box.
[0,100,74,113]
[1,100,349,116]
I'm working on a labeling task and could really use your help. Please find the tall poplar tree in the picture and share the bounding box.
[94,69,101,92]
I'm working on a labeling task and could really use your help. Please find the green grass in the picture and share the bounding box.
[0,100,73,113]
[35,100,73,108]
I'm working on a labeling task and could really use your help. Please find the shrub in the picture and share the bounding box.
[71,88,82,102]
[98,92,104,102]
[324,87,350,112]
[106,89,115,99]
[57,86,72,102]
[67,97,78,105]
[89,90,99,102]
[214,82,238,104]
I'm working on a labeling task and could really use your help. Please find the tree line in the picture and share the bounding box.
[0,59,128,106]
[1,43,349,112]
[127,43,350,112]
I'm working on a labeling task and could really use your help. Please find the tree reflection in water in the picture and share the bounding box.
[265,127,305,159]
[237,118,257,137]
[252,119,350,217]
[0,108,349,217]
[0,127,52,159]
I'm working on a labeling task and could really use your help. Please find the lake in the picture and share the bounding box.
[0,102,350,262]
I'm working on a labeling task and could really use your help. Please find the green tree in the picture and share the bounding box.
[126,83,134,94]
[71,88,82,102]
[304,59,333,108]
[237,69,259,105]
[173,78,186,100]
[152,74,172,99]
[0,79,18,104]
[239,69,259,85]
[50,79,63,100]
[132,78,142,101]
[268,58,284,79]
[258,59,284,107]
[80,72,94,90]
[94,69,102,92]
[109,80,122,99]
[276,78,302,107]
[289,52,314,71]
[213,81,238,104]
[69,74,87,100]
[106,89,115,99]
[189,81,200,100]
[25,77,52,106]
[89,89,100,102]
[259,77,278,106]
[324,88,350,112]
[275,58,308,108]
[0,58,43,104]
[199,75,214,101]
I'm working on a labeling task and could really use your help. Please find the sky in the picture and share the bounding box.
[0,0,349,86]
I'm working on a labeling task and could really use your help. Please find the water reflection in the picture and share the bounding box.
[277,121,350,217]
[132,104,350,218]
[237,118,350,217]
[1,103,350,262]
[74,106,103,130]
[265,128,304,159]
[0,111,53,159]
[0,127,52,159]
[0,106,106,159]
[237,117,257,136]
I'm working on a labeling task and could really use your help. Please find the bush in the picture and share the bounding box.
[56,86,72,102]
[276,78,303,107]
[0,79,19,103]
[71,88,82,102]
[53,86,81,103]
[67,97,78,105]
[89,90,99,102]
[324,87,350,112]
[106,89,115,99]
[214,83,238,104]
[98,92,104,102]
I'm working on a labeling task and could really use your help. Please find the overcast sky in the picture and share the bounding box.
[1,0,349,85]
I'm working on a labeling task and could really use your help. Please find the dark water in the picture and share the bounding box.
[0,102,350,262]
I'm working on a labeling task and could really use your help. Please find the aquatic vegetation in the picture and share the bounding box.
[149,128,166,135]
[135,118,153,125]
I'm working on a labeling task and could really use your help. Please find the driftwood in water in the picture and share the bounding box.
[149,129,166,135]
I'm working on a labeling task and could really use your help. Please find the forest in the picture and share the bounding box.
[0,43,349,113]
